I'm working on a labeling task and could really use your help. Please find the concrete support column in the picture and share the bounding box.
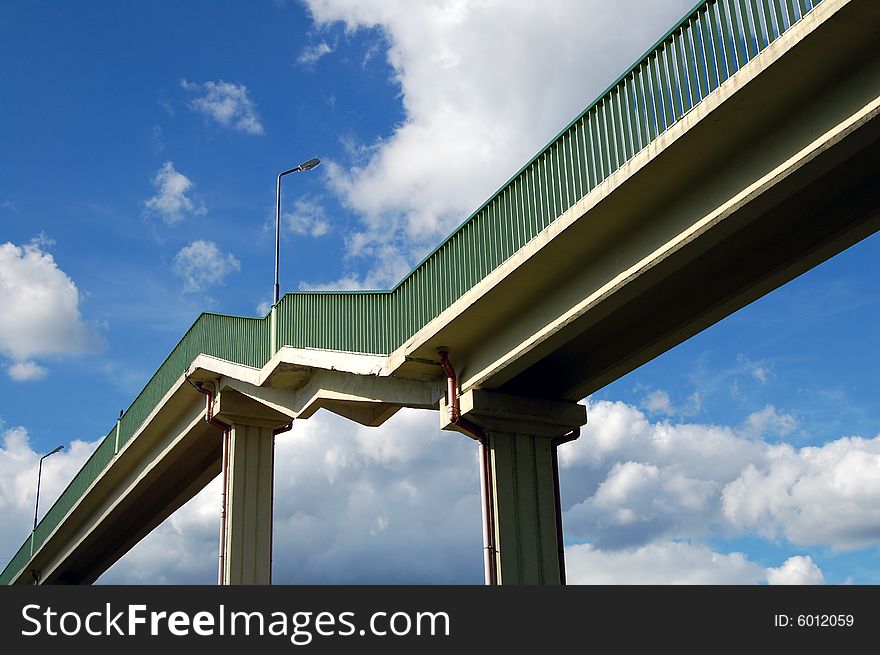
[442,390,587,585]
[222,423,275,585]
[213,388,294,585]
[488,431,561,584]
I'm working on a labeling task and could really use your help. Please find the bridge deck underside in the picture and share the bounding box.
[445,4,880,399]
[501,132,880,399]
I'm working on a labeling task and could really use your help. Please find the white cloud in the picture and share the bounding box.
[559,400,765,482]
[766,556,825,585]
[7,361,48,381]
[567,542,827,585]
[4,400,873,584]
[172,240,241,293]
[642,389,674,416]
[721,437,880,549]
[283,198,331,238]
[0,241,98,374]
[640,388,702,418]
[143,162,207,224]
[560,400,880,552]
[181,79,264,135]
[566,542,766,584]
[302,0,694,285]
[566,459,720,549]
[741,405,798,440]
[298,41,333,65]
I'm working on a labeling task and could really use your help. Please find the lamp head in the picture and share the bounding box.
[296,157,321,172]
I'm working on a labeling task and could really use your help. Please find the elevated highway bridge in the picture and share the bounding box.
[4,0,878,585]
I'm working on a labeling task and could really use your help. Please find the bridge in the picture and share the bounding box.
[4,0,878,585]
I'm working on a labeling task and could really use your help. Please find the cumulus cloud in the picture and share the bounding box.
[172,240,241,293]
[0,240,99,378]
[721,437,880,549]
[559,400,766,483]
[143,162,206,224]
[566,542,766,584]
[766,555,825,585]
[741,405,798,440]
[566,543,827,585]
[181,79,264,135]
[301,0,694,285]
[559,401,879,552]
[567,460,720,549]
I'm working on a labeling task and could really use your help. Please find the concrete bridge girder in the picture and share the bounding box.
[189,357,444,426]
[28,384,219,584]
[388,0,880,401]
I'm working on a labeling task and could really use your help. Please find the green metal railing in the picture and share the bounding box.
[276,291,393,354]
[2,0,823,584]
[118,314,269,447]
[274,0,824,354]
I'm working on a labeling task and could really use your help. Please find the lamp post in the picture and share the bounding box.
[274,157,321,305]
[34,445,63,531]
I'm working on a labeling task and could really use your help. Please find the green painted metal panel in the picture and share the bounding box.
[3,0,826,585]
[682,22,699,106]
[759,0,777,42]
[612,89,629,164]
[2,538,33,586]
[741,0,759,57]
[726,0,747,68]
[699,8,719,93]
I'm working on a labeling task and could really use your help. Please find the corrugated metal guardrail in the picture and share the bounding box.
[275,0,824,354]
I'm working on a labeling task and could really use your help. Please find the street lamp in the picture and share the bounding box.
[34,445,63,531]
[274,157,321,305]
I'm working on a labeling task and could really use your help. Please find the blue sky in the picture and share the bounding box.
[1,0,877,585]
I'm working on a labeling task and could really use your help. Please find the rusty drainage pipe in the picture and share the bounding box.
[438,350,497,586]
[438,351,579,585]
